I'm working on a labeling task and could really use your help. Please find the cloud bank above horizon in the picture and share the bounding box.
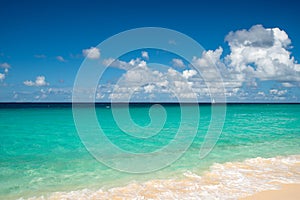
[94,25,300,102]
[2,25,300,102]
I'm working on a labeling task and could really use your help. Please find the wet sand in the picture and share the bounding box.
[242,184,300,200]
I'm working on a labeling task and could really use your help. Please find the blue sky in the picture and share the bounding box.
[0,0,299,102]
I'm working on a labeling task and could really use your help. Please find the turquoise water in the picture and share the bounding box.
[0,104,300,199]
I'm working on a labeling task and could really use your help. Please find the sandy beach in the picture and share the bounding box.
[242,184,300,200]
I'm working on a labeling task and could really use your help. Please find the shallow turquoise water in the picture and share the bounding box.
[0,104,299,199]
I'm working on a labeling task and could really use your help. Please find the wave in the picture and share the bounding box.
[20,155,300,200]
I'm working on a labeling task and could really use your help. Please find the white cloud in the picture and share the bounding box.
[277,90,287,96]
[82,25,300,102]
[144,84,155,93]
[193,47,224,69]
[56,56,66,62]
[129,58,147,67]
[269,89,287,96]
[102,58,115,67]
[0,73,5,81]
[191,47,238,85]
[196,60,239,97]
[103,57,199,101]
[282,82,294,87]
[35,91,48,100]
[23,80,35,86]
[125,69,145,83]
[12,87,72,101]
[96,92,105,100]
[103,58,129,70]
[103,58,146,71]
[172,58,185,68]
[24,76,49,87]
[186,25,300,101]
[82,47,100,59]
[225,24,275,48]
[182,69,197,79]
[35,76,48,86]
[225,24,300,82]
[167,68,178,76]
[141,51,149,60]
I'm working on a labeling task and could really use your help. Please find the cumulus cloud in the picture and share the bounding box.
[103,58,128,69]
[82,47,100,59]
[106,58,199,101]
[23,80,35,86]
[24,76,49,87]
[269,89,287,96]
[98,24,300,102]
[167,68,178,76]
[225,25,275,47]
[182,69,197,79]
[191,47,230,81]
[35,76,49,86]
[103,58,146,71]
[56,56,66,62]
[172,58,185,68]
[141,51,149,60]
[144,84,155,93]
[192,47,224,69]
[225,24,300,82]
[190,47,242,98]
[188,24,300,101]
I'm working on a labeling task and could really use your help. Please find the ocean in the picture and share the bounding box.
[0,103,299,199]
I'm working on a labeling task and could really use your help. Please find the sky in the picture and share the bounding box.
[0,0,300,102]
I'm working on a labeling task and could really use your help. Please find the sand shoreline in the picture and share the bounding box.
[241,183,300,200]
[18,155,300,200]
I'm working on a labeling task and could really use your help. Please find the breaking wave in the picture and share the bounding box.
[21,155,300,200]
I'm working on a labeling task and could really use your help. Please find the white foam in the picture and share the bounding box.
[20,155,300,200]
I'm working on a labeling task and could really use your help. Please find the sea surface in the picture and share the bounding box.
[0,103,299,199]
